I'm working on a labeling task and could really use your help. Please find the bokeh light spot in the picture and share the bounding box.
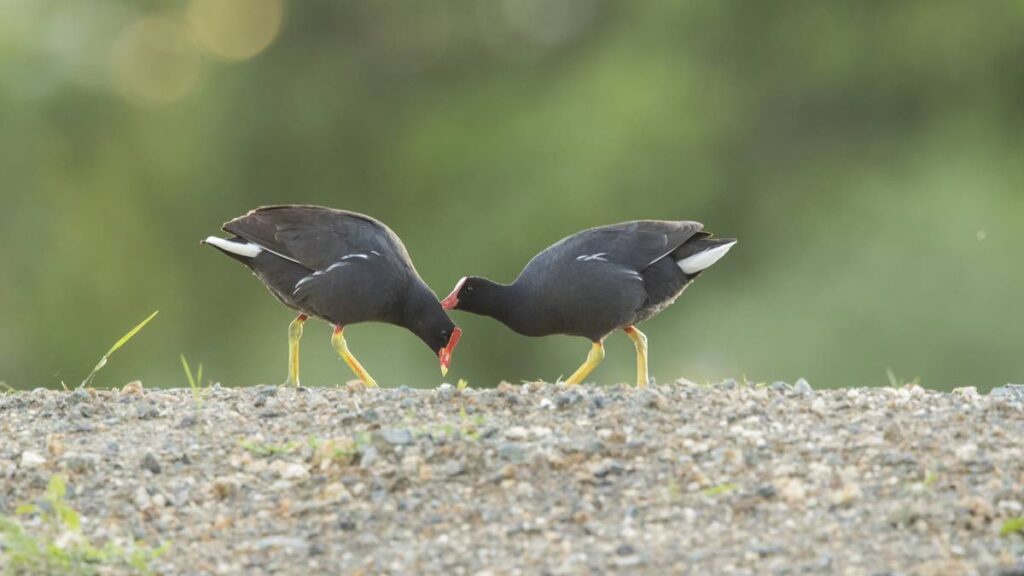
[108,16,202,107]
[186,0,284,61]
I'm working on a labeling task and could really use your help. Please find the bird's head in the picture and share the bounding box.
[441,275,519,335]
[441,276,486,313]
[406,287,462,377]
[436,325,461,377]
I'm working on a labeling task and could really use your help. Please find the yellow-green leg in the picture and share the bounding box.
[331,326,379,388]
[564,340,605,385]
[623,325,649,388]
[284,314,307,387]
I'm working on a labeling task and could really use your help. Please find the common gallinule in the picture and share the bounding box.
[203,205,461,388]
[441,220,734,387]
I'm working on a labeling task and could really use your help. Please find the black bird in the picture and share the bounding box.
[441,220,734,387]
[203,205,461,388]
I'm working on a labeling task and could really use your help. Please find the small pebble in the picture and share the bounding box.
[19,451,46,468]
[505,427,529,441]
[376,429,414,446]
[498,443,526,462]
[141,452,162,474]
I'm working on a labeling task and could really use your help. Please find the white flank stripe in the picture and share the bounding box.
[294,261,351,295]
[678,241,736,274]
[293,275,315,293]
[205,236,262,258]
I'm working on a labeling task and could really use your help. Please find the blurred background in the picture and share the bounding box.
[2,1,1022,392]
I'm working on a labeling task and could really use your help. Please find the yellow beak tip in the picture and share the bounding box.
[440,366,448,377]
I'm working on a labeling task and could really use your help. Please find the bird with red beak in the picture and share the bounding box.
[442,219,735,387]
[204,205,462,387]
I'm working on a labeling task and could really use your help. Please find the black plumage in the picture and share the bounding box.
[441,220,735,386]
[204,205,460,387]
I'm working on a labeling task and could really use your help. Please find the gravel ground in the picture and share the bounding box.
[2,380,1024,575]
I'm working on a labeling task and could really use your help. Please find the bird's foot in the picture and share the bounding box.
[332,326,379,389]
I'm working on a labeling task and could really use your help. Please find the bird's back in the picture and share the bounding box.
[224,205,413,273]
[510,220,729,339]
[518,220,703,278]
[219,205,419,326]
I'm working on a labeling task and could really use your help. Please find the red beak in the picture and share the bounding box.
[441,277,467,311]
[439,327,461,376]
[441,292,458,311]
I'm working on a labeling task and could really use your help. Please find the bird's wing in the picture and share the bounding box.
[532,220,705,273]
[287,255,403,325]
[223,205,406,271]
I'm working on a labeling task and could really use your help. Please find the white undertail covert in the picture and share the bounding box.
[677,241,737,274]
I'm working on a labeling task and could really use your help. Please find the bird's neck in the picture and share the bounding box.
[465,279,530,334]
[401,282,453,353]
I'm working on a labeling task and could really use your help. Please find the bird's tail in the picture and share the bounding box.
[202,236,263,262]
[674,237,737,274]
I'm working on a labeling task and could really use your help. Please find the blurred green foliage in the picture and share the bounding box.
[2,1,1023,391]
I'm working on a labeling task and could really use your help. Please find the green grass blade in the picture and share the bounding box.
[80,311,158,389]
[105,310,159,358]
[700,482,739,497]
[47,474,67,500]
[180,355,197,391]
[1001,517,1024,537]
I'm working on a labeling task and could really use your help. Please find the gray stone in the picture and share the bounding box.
[438,383,456,401]
[141,452,162,474]
[66,388,90,405]
[991,384,1024,400]
[632,390,665,409]
[555,392,583,409]
[252,535,310,553]
[359,446,380,468]
[376,429,413,446]
[442,460,466,478]
[593,460,625,478]
[498,443,526,462]
[63,452,100,474]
